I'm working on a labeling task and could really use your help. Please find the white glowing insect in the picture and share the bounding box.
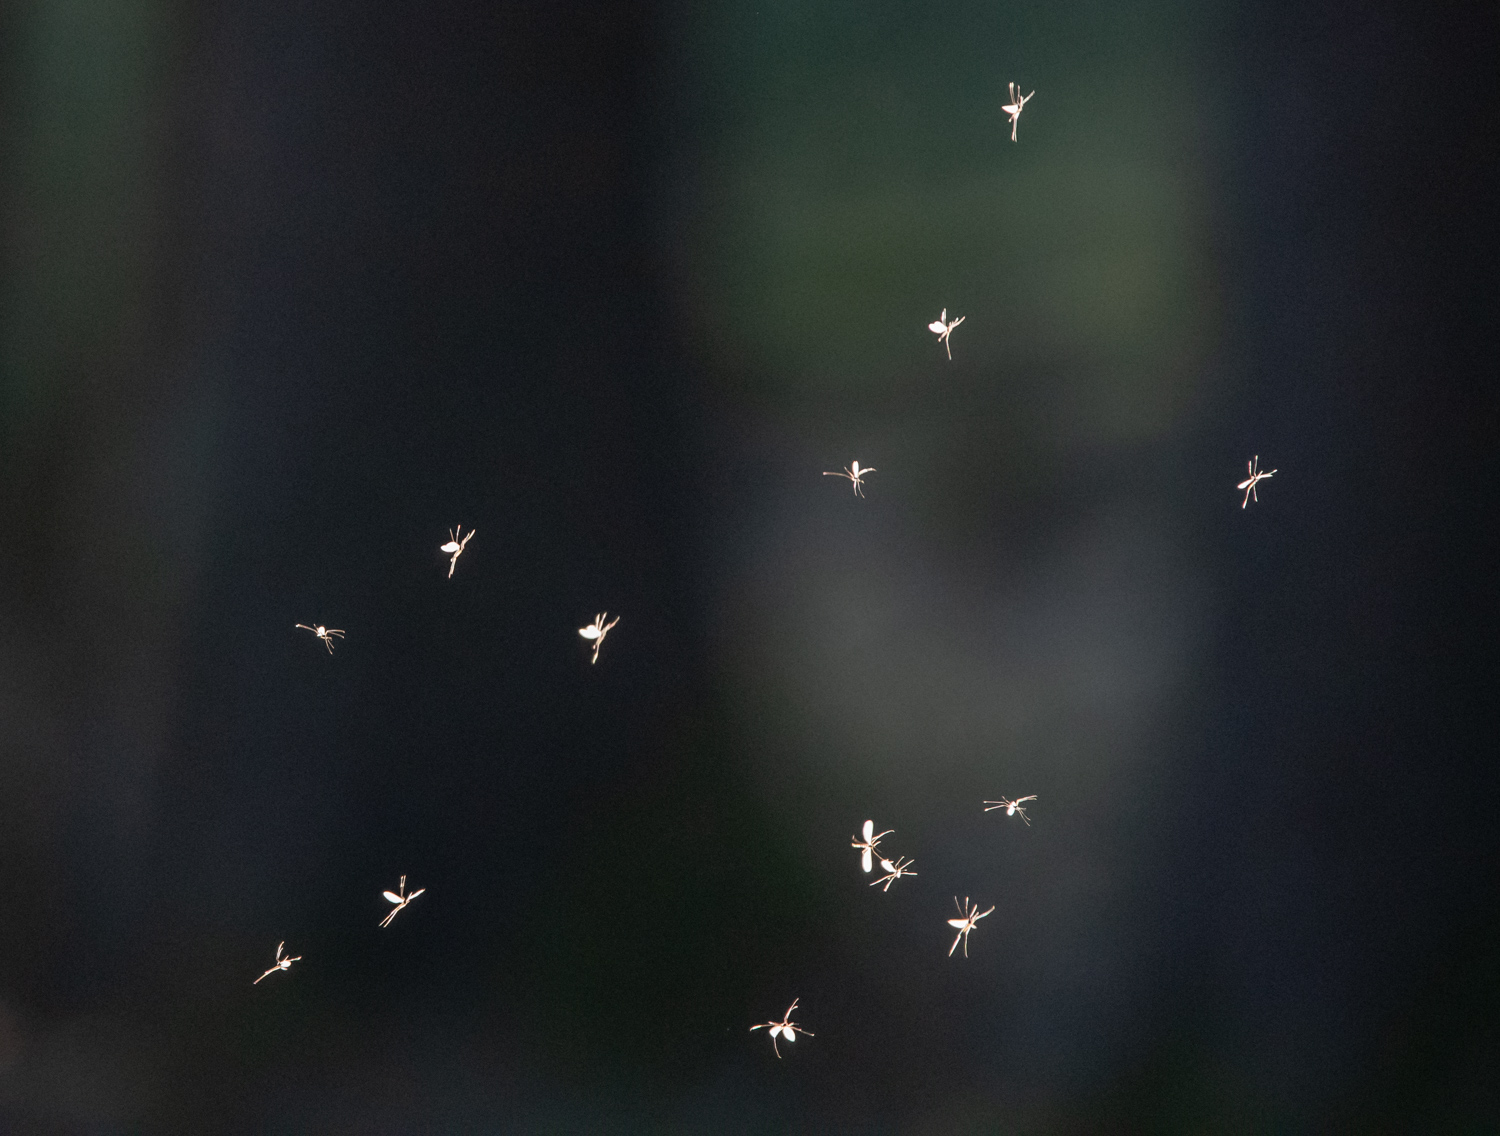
[296,623,345,653]
[750,998,814,1058]
[851,819,894,874]
[254,941,302,984]
[824,461,876,498]
[983,795,1038,826]
[440,525,475,578]
[380,874,425,928]
[871,855,917,892]
[1002,81,1034,142]
[947,896,995,958]
[579,612,620,664]
[928,309,966,360]
[1238,455,1276,508]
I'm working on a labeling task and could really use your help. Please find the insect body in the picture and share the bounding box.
[928,309,966,360]
[983,795,1037,826]
[380,875,426,928]
[1238,456,1276,508]
[440,526,475,577]
[254,941,302,984]
[851,819,894,874]
[1002,81,1034,142]
[947,897,995,958]
[295,623,345,653]
[579,613,620,664]
[824,461,876,498]
[871,855,917,892]
[750,998,814,1058]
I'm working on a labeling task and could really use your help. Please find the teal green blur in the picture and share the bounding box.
[674,0,1221,445]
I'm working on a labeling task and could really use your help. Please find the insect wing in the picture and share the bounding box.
[1238,476,1254,489]
[948,917,969,929]
[383,891,403,904]
[879,858,896,873]
[580,626,600,639]
[782,1028,796,1043]
[929,320,946,334]
[861,846,873,873]
[862,819,874,842]
[441,541,461,552]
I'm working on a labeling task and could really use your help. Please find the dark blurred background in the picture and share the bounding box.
[1,0,1494,1131]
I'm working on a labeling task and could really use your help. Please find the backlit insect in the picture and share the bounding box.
[824,461,876,498]
[928,309,966,360]
[1238,455,1276,508]
[296,623,345,653]
[440,525,474,578]
[1002,81,1034,142]
[871,855,917,892]
[254,941,302,984]
[750,998,814,1058]
[851,819,894,873]
[947,896,995,958]
[380,875,425,928]
[579,612,620,664]
[983,795,1038,826]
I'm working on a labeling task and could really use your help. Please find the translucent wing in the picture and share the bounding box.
[769,1024,785,1039]
[580,626,600,639]
[948,918,969,929]
[383,891,403,904]
[441,541,460,552]
[929,320,946,334]
[862,819,874,842]
[879,858,896,873]
[1238,476,1254,489]
[782,1028,796,1043]
[862,847,873,873]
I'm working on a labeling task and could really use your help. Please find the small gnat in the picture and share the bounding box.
[440,525,474,577]
[750,998,814,1058]
[579,612,620,664]
[824,461,876,498]
[1002,81,1034,142]
[871,855,917,892]
[296,623,345,653]
[254,941,302,984]
[947,897,995,958]
[380,875,425,928]
[851,819,894,874]
[983,795,1037,826]
[1238,456,1276,508]
[928,309,965,360]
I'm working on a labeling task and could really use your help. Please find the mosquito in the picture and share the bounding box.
[750,998,814,1058]
[1002,81,1034,142]
[824,461,876,498]
[851,819,894,873]
[947,896,995,958]
[440,525,475,578]
[296,623,345,653]
[871,855,917,892]
[983,795,1038,826]
[928,309,965,360]
[579,612,620,664]
[380,875,426,928]
[254,941,302,984]
[1238,455,1276,508]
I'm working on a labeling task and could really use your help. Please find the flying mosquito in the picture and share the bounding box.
[750,998,814,1058]
[947,896,995,958]
[440,525,474,578]
[1238,455,1276,508]
[254,941,302,984]
[380,875,425,928]
[983,795,1038,826]
[851,819,894,874]
[1002,81,1034,142]
[824,461,876,498]
[871,855,917,892]
[928,309,965,360]
[295,623,345,653]
[579,612,620,664]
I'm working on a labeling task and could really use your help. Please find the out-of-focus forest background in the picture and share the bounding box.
[1,0,1494,1130]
